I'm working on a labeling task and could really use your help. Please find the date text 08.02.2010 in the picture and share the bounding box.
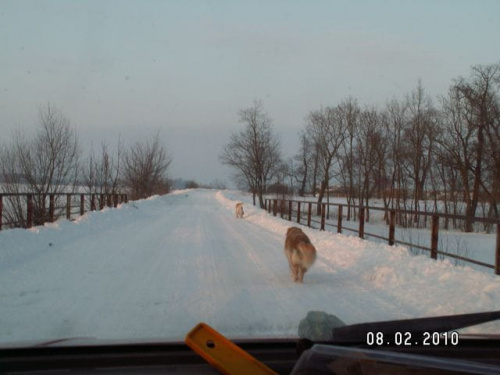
[366,331,459,346]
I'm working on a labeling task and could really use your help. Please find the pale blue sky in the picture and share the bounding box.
[1,0,499,185]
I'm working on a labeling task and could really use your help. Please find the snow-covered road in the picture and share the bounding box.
[1,189,500,345]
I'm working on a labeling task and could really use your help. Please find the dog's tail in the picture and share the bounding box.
[292,242,317,269]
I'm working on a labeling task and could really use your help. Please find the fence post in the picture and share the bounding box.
[280,200,284,218]
[321,204,326,231]
[27,194,33,228]
[389,210,396,246]
[297,202,301,224]
[337,205,343,233]
[307,202,312,228]
[264,199,267,211]
[100,194,105,210]
[114,194,118,208]
[0,194,3,231]
[80,194,85,216]
[431,215,439,260]
[359,207,365,239]
[107,194,112,207]
[49,195,55,222]
[273,199,277,216]
[288,201,292,221]
[495,224,500,275]
[66,194,71,220]
[41,194,46,224]
[91,194,96,211]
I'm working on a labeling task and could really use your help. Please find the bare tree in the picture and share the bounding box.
[432,136,462,230]
[403,81,438,225]
[0,104,80,226]
[462,64,500,224]
[292,130,316,197]
[383,98,412,225]
[355,107,386,220]
[483,84,500,220]
[121,132,172,200]
[85,139,123,195]
[272,159,293,204]
[220,100,282,208]
[337,97,361,220]
[439,63,500,231]
[307,106,347,214]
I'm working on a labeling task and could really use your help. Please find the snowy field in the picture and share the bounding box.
[1,189,500,347]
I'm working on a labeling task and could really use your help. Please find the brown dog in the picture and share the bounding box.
[284,227,317,283]
[235,202,244,218]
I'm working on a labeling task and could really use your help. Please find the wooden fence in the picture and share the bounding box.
[0,193,128,230]
[264,198,500,275]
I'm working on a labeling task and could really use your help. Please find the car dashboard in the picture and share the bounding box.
[2,337,500,375]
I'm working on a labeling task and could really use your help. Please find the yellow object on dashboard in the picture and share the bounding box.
[185,323,278,375]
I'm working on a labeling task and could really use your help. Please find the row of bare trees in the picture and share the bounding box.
[222,63,500,232]
[0,104,172,227]
[85,134,172,200]
[291,63,500,232]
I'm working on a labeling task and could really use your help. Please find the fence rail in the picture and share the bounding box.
[264,198,500,275]
[0,193,128,231]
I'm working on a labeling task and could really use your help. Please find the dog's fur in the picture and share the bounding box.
[284,227,317,283]
[235,202,244,218]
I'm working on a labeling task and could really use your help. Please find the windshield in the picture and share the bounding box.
[1,0,500,348]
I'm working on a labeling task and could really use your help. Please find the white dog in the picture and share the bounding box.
[235,202,244,218]
[284,227,317,283]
